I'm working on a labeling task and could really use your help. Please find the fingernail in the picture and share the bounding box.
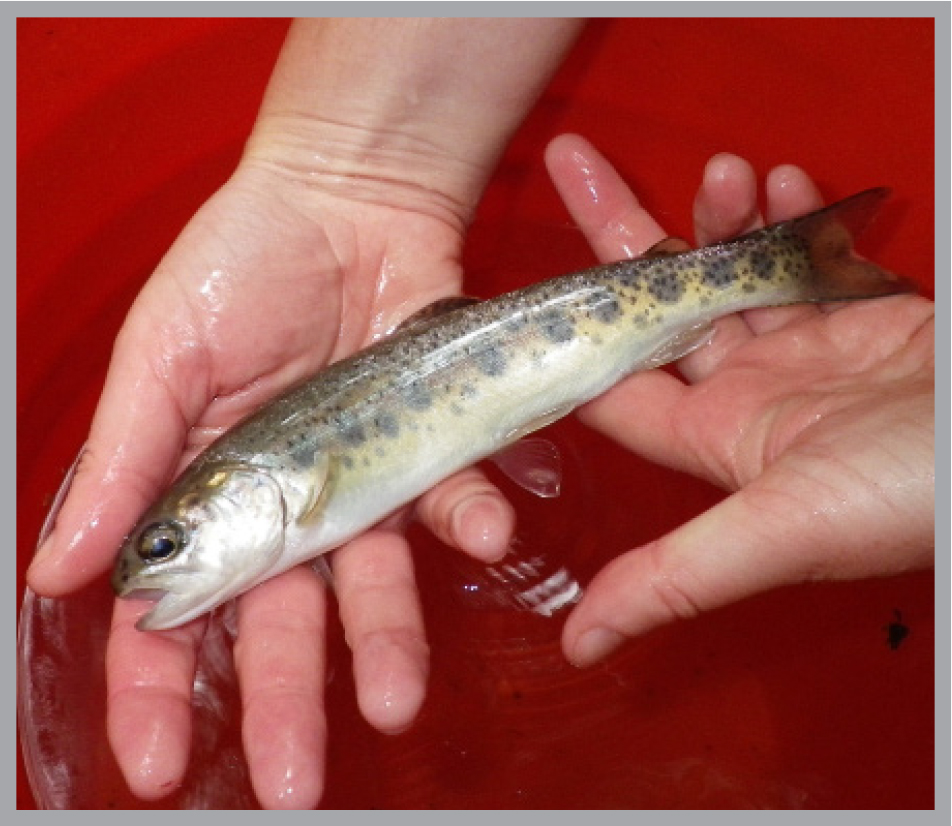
[28,538,55,577]
[572,627,624,668]
[452,495,511,561]
[703,152,734,184]
[30,446,84,572]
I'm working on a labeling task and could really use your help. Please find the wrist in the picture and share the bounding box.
[241,18,583,228]
[242,110,483,233]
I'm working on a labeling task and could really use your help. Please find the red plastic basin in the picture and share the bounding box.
[17,18,934,809]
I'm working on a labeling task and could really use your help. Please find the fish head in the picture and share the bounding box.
[112,462,287,631]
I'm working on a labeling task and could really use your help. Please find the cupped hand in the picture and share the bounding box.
[545,135,934,667]
[26,155,516,808]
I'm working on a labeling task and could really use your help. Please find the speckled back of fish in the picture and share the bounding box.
[113,189,913,630]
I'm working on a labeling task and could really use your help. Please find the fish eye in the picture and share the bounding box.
[137,522,186,563]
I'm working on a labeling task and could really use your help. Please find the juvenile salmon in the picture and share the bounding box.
[112,189,911,629]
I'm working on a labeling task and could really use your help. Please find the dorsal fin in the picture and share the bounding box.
[392,296,481,334]
[641,237,692,258]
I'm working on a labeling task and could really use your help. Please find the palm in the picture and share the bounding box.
[137,171,465,463]
[670,297,934,490]
[567,294,933,659]
[31,166,471,808]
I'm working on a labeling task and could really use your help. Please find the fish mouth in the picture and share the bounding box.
[115,586,179,631]
[120,588,170,603]
[115,581,219,631]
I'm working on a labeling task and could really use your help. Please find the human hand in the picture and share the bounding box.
[25,18,586,809]
[25,156,519,808]
[543,135,934,667]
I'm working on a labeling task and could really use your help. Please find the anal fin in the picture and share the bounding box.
[644,321,716,369]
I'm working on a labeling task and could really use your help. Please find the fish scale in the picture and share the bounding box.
[112,189,913,630]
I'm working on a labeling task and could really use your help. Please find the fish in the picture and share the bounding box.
[111,188,913,630]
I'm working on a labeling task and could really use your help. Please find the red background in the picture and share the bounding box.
[17,18,934,809]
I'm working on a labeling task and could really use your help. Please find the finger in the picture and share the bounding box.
[544,133,667,262]
[562,481,805,667]
[577,369,703,478]
[678,153,763,382]
[234,567,328,810]
[546,132,707,475]
[581,153,762,472]
[26,323,192,596]
[562,447,925,667]
[738,164,827,335]
[693,152,763,245]
[765,163,825,224]
[333,530,429,734]
[415,467,516,562]
[105,598,206,800]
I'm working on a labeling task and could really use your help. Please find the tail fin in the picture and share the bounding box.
[789,188,916,301]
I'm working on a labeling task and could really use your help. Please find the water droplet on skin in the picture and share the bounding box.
[273,767,298,806]
[368,257,407,342]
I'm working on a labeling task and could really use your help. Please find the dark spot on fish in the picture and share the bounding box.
[338,420,366,447]
[742,281,757,293]
[538,309,575,343]
[450,402,464,415]
[613,262,644,289]
[647,266,685,303]
[342,456,354,470]
[504,313,531,334]
[750,249,777,280]
[375,412,400,438]
[702,257,737,289]
[476,345,507,376]
[459,383,477,399]
[593,296,622,324]
[375,446,386,458]
[403,380,432,410]
[290,443,316,466]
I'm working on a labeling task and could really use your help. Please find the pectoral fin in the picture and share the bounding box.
[297,452,334,526]
[310,554,335,587]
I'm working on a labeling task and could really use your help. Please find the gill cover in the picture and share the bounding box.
[120,463,290,631]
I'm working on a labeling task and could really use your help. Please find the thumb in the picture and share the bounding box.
[25,323,192,597]
[561,466,921,667]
